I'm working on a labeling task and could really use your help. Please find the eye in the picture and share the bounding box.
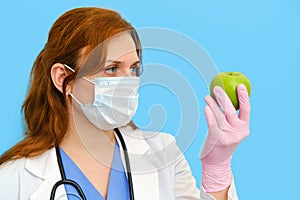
[105,66,118,75]
[130,64,140,75]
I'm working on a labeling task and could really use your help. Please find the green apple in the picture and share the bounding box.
[210,72,251,110]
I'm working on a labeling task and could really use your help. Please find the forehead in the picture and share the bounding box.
[106,33,137,60]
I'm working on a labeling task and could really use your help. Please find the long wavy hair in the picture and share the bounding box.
[0,7,141,165]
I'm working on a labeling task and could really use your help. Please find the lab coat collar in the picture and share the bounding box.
[116,126,160,200]
[24,126,149,178]
[25,126,158,200]
[25,148,56,179]
[25,148,67,200]
[117,125,150,155]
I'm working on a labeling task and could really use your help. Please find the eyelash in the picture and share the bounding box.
[104,64,140,75]
[105,66,118,74]
[130,65,139,73]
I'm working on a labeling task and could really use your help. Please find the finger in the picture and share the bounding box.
[204,105,213,127]
[213,86,237,124]
[205,95,225,129]
[201,105,221,159]
[237,84,251,122]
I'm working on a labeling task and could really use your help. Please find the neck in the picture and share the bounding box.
[60,103,116,164]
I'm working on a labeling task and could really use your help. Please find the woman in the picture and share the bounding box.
[0,7,250,200]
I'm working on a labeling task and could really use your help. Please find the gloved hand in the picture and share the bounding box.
[200,84,251,192]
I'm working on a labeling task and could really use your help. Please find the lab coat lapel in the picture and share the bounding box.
[117,126,160,200]
[25,148,67,200]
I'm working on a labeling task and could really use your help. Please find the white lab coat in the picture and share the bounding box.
[0,126,238,200]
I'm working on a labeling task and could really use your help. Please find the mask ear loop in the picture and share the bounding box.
[64,64,93,106]
[64,64,76,72]
[64,64,94,84]
[66,92,83,106]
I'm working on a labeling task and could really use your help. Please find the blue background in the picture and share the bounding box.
[1,0,299,199]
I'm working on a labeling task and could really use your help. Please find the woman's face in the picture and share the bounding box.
[72,33,140,105]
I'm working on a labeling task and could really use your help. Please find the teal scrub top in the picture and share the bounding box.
[59,142,130,200]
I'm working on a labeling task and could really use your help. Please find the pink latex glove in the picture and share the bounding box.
[200,84,251,192]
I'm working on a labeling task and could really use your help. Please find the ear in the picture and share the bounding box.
[50,63,72,94]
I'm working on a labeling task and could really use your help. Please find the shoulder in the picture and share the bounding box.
[0,157,27,199]
[120,125,181,164]
[0,149,57,199]
[0,156,27,176]
[119,125,181,173]
[0,148,55,172]
[0,148,56,182]
[120,125,176,150]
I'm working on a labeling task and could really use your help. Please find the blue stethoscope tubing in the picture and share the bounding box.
[50,128,135,200]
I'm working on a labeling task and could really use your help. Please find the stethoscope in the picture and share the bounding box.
[50,128,134,200]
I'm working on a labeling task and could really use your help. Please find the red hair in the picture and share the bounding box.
[0,7,141,164]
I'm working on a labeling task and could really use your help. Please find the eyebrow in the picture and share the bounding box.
[105,59,140,65]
